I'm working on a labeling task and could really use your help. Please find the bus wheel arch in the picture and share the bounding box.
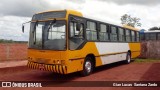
[128,50,131,57]
[80,54,96,76]
[86,54,96,68]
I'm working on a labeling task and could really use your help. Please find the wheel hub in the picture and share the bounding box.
[85,61,91,73]
[128,55,131,62]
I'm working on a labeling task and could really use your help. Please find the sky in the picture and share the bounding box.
[0,0,160,41]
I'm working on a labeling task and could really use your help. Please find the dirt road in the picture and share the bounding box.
[0,61,160,90]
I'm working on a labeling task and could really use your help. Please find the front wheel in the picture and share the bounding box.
[125,52,131,64]
[80,57,93,76]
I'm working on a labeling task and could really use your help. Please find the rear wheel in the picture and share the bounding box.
[125,52,131,64]
[80,57,93,76]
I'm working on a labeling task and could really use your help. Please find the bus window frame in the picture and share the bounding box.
[68,14,140,49]
[86,20,98,41]
[68,15,88,50]
[99,23,110,41]
[110,25,118,42]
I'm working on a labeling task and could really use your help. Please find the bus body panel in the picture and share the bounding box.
[95,42,129,65]
[61,42,141,74]
[67,42,102,73]
[28,49,66,64]
[28,49,68,74]
[27,42,140,74]
[128,43,141,58]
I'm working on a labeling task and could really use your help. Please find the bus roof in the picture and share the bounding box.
[66,10,83,17]
[36,9,83,17]
[35,10,140,31]
[123,25,140,31]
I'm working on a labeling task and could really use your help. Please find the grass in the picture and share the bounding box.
[134,59,160,63]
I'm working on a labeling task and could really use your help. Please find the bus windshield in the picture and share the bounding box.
[29,20,66,50]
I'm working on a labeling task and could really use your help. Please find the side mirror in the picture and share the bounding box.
[22,25,24,33]
[76,23,81,31]
[22,21,31,33]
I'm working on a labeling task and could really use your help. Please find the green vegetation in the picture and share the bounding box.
[149,26,160,31]
[121,14,141,27]
[134,59,160,63]
[0,39,14,43]
[0,39,27,43]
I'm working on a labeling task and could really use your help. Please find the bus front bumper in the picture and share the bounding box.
[27,61,67,74]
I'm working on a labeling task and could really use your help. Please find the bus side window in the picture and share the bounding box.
[136,32,140,42]
[99,24,109,41]
[110,26,118,41]
[131,31,135,42]
[70,22,84,38]
[70,22,75,37]
[86,21,97,41]
[126,29,131,42]
[69,21,85,50]
[118,28,125,42]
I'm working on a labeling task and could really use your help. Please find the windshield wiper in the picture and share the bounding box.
[47,18,56,31]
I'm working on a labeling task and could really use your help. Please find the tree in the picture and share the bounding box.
[0,39,14,43]
[149,26,160,31]
[121,14,141,27]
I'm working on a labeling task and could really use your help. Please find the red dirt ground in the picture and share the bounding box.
[0,61,160,90]
[0,43,27,61]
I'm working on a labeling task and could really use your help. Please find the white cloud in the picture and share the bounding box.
[99,0,160,6]
[79,0,160,29]
[0,16,31,41]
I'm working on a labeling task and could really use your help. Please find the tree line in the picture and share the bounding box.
[121,14,160,31]
[149,27,160,30]
[0,39,27,43]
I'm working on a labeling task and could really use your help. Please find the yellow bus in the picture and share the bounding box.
[23,10,141,76]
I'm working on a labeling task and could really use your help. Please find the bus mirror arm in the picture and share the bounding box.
[22,21,31,33]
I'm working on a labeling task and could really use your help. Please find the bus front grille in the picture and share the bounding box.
[27,61,67,74]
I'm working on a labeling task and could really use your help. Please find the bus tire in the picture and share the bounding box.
[125,52,131,64]
[80,56,93,76]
